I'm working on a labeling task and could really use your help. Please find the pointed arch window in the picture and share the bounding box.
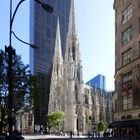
[72,46,75,60]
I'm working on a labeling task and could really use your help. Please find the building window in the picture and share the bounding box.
[122,71,133,95]
[122,4,132,24]
[139,18,140,33]
[122,71,132,83]
[121,115,126,120]
[139,0,140,8]
[122,95,133,110]
[46,27,51,38]
[84,94,89,104]
[122,49,132,66]
[72,47,75,60]
[122,71,133,110]
[127,115,132,119]
[122,0,127,4]
[122,26,132,45]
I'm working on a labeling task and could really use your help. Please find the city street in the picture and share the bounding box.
[23,135,137,140]
[23,135,84,140]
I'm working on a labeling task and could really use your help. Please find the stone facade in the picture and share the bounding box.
[48,0,114,134]
[83,85,114,133]
[15,108,34,134]
[48,0,84,134]
[114,0,140,122]
[48,19,64,113]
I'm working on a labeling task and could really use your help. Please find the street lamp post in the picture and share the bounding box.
[5,0,53,139]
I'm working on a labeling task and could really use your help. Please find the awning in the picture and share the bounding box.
[109,119,140,128]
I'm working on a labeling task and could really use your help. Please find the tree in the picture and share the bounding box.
[0,50,32,108]
[46,111,64,132]
[28,74,41,107]
[0,49,38,133]
[97,120,107,131]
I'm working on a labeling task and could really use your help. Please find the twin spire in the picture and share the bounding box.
[54,0,78,66]
[49,0,84,133]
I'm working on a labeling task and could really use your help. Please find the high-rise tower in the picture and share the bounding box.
[30,0,72,126]
[114,0,140,126]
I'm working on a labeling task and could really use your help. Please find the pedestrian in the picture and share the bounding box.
[111,130,114,137]
[70,131,72,138]
[77,131,79,136]
[98,132,100,138]
[87,131,91,138]
[103,131,106,139]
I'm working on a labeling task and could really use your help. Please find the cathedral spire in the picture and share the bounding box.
[48,17,63,113]
[68,0,78,38]
[53,18,63,64]
[65,0,79,62]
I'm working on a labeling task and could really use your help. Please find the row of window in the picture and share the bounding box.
[121,114,132,120]
[121,2,133,46]
[122,27,140,66]
[121,114,140,120]
[121,1,140,66]
[121,2,140,45]
[121,3,133,65]
[120,0,140,111]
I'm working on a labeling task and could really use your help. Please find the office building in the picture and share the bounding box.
[113,0,140,132]
[30,0,72,126]
[86,74,106,90]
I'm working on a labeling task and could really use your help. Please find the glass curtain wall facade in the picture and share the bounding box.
[30,0,72,126]
[86,74,106,90]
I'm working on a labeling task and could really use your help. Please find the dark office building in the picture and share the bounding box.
[30,0,72,126]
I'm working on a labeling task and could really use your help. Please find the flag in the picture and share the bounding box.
[123,84,129,95]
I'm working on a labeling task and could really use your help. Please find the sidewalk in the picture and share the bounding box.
[23,134,86,140]
[22,134,140,140]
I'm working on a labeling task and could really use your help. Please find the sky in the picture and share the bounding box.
[0,0,115,91]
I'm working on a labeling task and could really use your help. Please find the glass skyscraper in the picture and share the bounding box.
[30,0,72,126]
[86,74,106,90]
